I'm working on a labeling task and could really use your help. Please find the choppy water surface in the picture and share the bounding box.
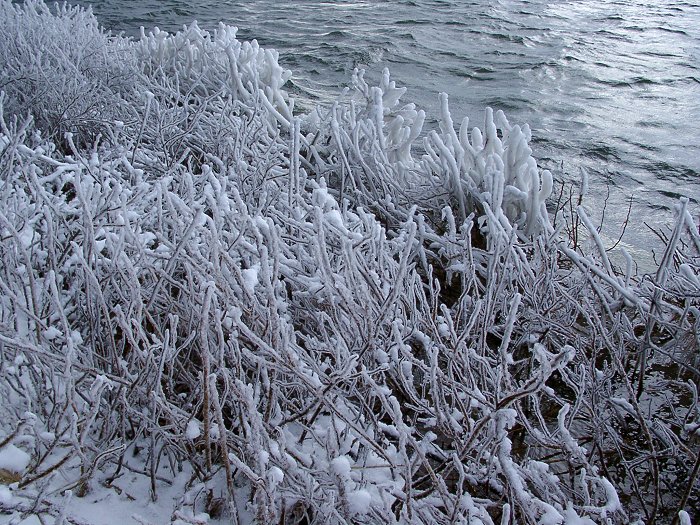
[83,0,699,265]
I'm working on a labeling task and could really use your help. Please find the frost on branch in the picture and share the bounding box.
[136,20,294,130]
[1,2,699,524]
[307,67,552,240]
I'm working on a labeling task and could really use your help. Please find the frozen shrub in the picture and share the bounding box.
[305,68,552,240]
[0,0,136,146]
[0,2,698,524]
[135,21,294,128]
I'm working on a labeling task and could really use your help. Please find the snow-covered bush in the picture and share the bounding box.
[0,2,698,524]
[304,67,552,240]
[0,0,135,146]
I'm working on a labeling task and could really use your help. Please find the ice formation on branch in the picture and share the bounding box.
[0,2,699,524]
[307,67,553,240]
[137,21,294,130]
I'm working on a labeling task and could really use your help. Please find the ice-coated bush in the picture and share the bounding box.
[136,21,294,127]
[304,67,552,240]
[0,0,136,146]
[1,2,699,524]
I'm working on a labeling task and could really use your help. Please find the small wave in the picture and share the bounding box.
[585,143,622,162]
[395,18,431,26]
[487,32,526,44]
[640,50,683,59]
[636,120,665,129]
[651,164,700,183]
[596,77,659,88]
[561,54,584,63]
[616,135,660,153]
[655,26,689,36]
[399,31,417,41]
[321,30,348,38]
[481,96,534,113]
[659,189,697,202]
[628,77,658,85]
[647,201,674,212]
[443,20,470,27]
[594,28,634,40]
[447,66,507,80]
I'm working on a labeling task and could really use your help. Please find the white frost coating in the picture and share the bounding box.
[337,68,553,238]
[583,476,621,518]
[561,505,596,525]
[137,20,293,129]
[684,422,700,437]
[325,209,345,231]
[609,397,635,414]
[458,493,492,525]
[70,330,83,346]
[312,185,339,211]
[185,420,201,440]
[679,264,700,287]
[557,404,586,461]
[0,443,31,474]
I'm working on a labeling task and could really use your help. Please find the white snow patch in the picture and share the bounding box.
[325,209,345,230]
[561,504,596,524]
[0,485,13,506]
[70,330,83,346]
[0,443,30,474]
[43,326,62,340]
[241,264,260,295]
[330,455,352,478]
[268,466,284,485]
[347,489,371,515]
[185,420,201,440]
[610,397,634,413]
[39,431,55,442]
[583,476,621,518]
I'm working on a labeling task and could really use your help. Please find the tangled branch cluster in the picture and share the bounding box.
[0,2,698,524]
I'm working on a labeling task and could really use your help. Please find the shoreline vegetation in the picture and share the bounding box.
[0,1,698,524]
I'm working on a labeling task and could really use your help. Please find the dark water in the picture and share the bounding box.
[82,0,700,266]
